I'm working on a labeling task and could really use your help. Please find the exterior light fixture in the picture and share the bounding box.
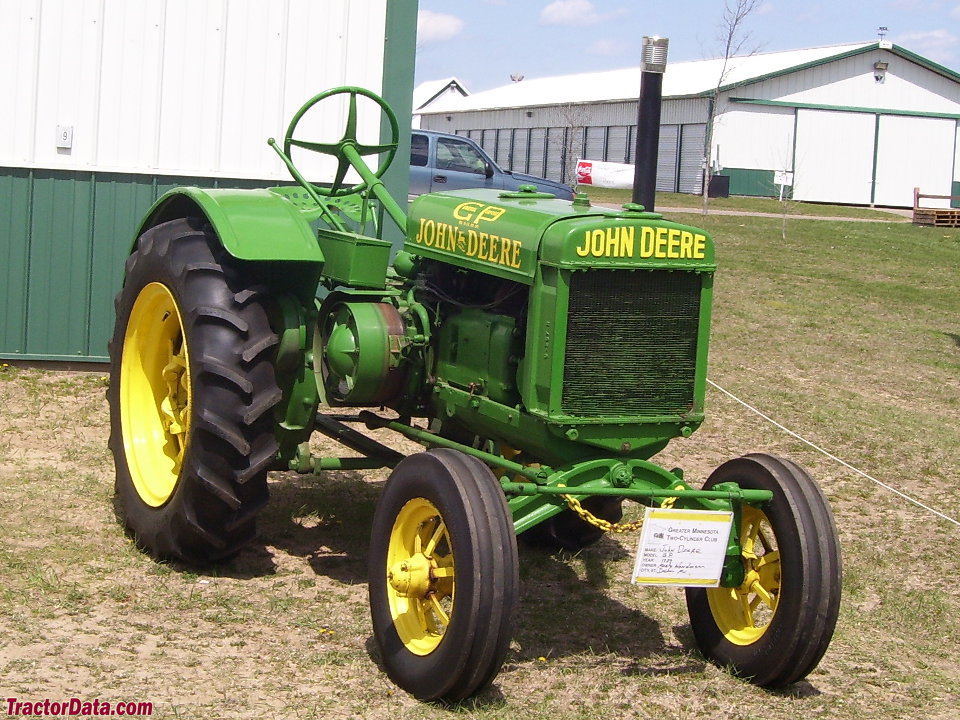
[873,60,888,83]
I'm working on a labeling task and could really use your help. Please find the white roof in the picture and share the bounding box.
[412,77,469,111]
[421,43,876,113]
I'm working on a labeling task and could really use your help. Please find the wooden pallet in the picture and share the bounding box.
[913,208,960,227]
[912,188,960,227]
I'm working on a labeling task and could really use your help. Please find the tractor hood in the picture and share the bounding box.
[405,188,715,284]
[502,171,574,199]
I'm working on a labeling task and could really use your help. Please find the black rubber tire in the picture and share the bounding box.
[521,496,624,551]
[108,217,282,563]
[369,449,519,701]
[685,453,842,687]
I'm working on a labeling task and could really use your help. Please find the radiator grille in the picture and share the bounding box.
[562,270,702,418]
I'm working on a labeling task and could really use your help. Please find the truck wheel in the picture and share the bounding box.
[108,217,281,563]
[685,454,842,687]
[521,496,623,551]
[369,449,519,701]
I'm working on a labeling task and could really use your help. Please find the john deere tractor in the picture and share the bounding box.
[108,87,841,701]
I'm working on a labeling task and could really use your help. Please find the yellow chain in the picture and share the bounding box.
[560,493,645,533]
[561,485,685,534]
[660,490,680,509]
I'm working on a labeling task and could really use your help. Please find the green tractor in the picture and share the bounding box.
[108,87,841,701]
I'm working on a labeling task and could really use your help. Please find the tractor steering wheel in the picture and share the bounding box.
[282,86,400,198]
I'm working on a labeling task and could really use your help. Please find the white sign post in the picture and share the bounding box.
[632,508,734,587]
[774,170,794,202]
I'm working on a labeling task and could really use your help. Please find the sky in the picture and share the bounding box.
[414,0,960,93]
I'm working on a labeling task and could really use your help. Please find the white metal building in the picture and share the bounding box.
[0,0,418,362]
[412,77,469,128]
[419,42,960,208]
[0,0,415,186]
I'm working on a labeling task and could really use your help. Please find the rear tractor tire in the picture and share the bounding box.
[108,217,282,563]
[369,449,520,701]
[685,453,842,687]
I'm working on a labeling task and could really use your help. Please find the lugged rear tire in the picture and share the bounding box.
[108,217,282,563]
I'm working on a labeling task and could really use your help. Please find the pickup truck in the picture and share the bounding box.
[409,129,574,199]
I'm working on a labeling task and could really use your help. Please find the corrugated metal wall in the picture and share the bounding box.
[955,124,960,207]
[0,0,417,362]
[1,170,281,361]
[657,126,680,191]
[744,49,960,115]
[792,108,958,206]
[712,105,795,172]
[463,120,704,192]
[430,51,960,202]
[678,124,706,194]
[0,0,389,182]
[421,95,710,188]
[711,52,960,202]
[874,115,956,206]
[420,97,707,134]
[792,109,875,204]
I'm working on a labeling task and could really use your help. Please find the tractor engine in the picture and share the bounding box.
[314,186,715,465]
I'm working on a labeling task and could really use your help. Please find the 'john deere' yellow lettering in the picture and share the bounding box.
[574,226,707,259]
[416,220,521,269]
[638,227,707,259]
[574,227,635,257]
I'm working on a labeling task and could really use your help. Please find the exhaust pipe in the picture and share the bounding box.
[631,36,668,212]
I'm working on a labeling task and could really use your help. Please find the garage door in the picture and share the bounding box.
[657,125,679,192]
[606,126,630,164]
[874,115,956,207]
[678,123,706,194]
[793,109,874,204]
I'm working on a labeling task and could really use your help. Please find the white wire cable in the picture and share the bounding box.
[707,378,960,528]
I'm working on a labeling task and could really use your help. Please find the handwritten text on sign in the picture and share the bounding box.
[632,508,734,587]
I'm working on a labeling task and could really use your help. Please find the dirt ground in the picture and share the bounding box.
[1,366,958,720]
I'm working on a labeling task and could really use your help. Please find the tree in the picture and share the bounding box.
[557,101,589,188]
[702,0,763,214]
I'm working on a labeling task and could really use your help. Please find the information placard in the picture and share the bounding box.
[773,170,794,186]
[632,508,734,587]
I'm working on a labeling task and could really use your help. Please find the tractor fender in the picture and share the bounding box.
[135,187,324,263]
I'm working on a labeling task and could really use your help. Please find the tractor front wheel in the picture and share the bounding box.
[108,217,281,563]
[368,449,519,701]
[685,453,842,687]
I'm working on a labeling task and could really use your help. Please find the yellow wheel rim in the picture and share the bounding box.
[119,282,192,507]
[707,505,781,645]
[386,498,455,656]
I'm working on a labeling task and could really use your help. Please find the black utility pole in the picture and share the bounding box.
[632,36,668,212]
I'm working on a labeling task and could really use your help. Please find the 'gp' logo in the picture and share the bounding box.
[453,201,506,226]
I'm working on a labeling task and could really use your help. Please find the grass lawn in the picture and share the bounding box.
[580,186,903,220]
[0,216,957,719]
